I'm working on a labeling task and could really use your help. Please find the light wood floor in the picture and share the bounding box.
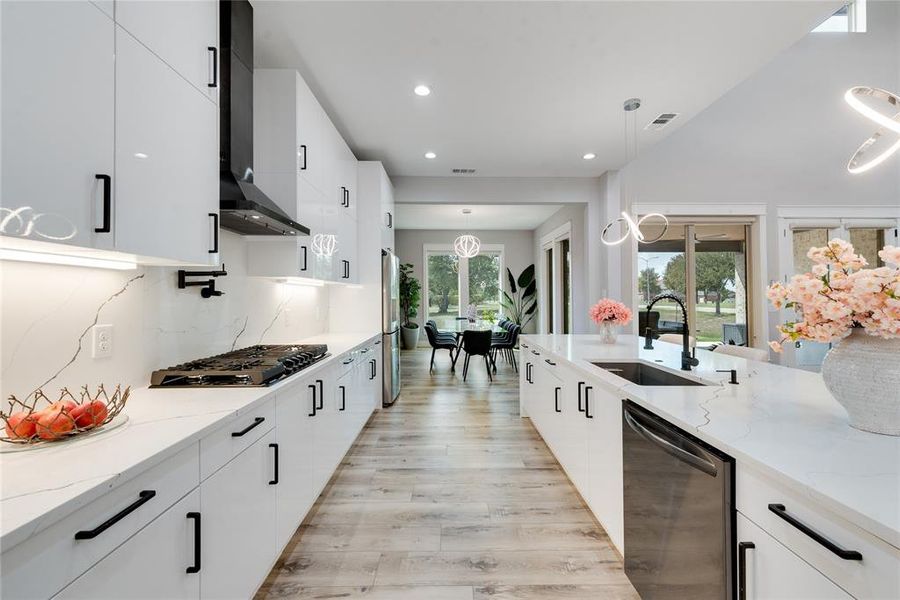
[256,348,638,600]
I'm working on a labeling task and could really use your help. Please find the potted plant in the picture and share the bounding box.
[399,263,422,349]
[501,265,537,330]
[768,240,900,435]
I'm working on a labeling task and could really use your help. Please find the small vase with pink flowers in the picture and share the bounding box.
[589,298,633,344]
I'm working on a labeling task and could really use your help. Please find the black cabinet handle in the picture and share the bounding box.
[738,541,754,600]
[94,174,111,233]
[300,245,308,271]
[545,359,556,366]
[371,359,377,379]
[531,350,540,356]
[767,504,862,560]
[316,379,324,409]
[340,187,346,207]
[231,416,265,437]
[554,387,561,413]
[74,490,156,540]
[525,363,532,383]
[339,385,346,411]
[186,511,201,573]
[345,187,350,208]
[387,212,393,228]
[207,46,217,88]
[308,384,317,417]
[299,144,307,171]
[342,260,350,279]
[584,386,594,419]
[268,443,279,485]
[208,212,219,253]
[577,382,585,412]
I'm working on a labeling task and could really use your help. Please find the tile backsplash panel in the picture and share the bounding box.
[0,231,329,400]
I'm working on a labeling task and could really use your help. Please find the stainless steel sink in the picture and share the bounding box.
[591,361,709,386]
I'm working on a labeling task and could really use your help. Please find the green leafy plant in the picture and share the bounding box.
[399,263,421,328]
[501,264,537,328]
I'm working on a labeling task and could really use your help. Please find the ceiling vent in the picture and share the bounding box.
[451,168,477,175]
[644,112,679,131]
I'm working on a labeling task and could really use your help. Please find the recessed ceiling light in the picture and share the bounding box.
[414,84,431,97]
[424,151,437,159]
[251,215,260,219]
[134,152,149,159]
[583,153,597,160]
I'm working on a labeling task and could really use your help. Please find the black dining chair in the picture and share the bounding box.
[424,323,458,372]
[460,330,494,382]
[491,324,521,372]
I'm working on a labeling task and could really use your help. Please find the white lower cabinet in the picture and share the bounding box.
[274,378,316,550]
[200,429,278,600]
[583,380,624,553]
[55,489,201,600]
[737,512,852,600]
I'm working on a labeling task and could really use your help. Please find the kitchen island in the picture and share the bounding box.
[519,333,899,599]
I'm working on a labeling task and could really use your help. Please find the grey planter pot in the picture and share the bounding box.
[401,324,420,350]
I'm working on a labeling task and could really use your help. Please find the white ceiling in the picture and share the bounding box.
[253,1,840,178]
[394,204,564,230]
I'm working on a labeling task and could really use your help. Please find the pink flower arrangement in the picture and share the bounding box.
[767,240,900,352]
[589,298,633,326]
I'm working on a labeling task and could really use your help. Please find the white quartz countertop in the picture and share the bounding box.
[521,334,900,550]
[0,332,380,552]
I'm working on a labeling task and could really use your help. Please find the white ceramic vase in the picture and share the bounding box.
[821,328,900,436]
[598,321,618,344]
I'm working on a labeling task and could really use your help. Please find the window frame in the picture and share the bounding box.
[422,243,505,325]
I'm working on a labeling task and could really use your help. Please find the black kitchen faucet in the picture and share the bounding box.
[644,294,700,371]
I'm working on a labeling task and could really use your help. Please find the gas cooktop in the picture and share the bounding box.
[150,344,329,388]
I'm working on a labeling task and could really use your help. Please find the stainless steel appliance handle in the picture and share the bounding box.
[623,409,718,477]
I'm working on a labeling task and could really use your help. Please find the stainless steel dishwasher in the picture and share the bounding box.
[622,400,735,599]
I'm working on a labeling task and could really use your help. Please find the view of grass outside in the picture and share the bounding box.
[468,252,501,322]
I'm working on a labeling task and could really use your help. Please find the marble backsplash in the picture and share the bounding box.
[0,231,330,401]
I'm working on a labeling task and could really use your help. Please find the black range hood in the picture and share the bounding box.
[219,0,308,237]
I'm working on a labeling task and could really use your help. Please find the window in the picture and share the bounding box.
[635,221,752,348]
[424,244,504,328]
[813,0,866,33]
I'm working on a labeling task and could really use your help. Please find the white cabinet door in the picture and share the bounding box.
[115,27,218,265]
[296,78,325,194]
[274,380,316,550]
[335,366,356,454]
[310,370,339,493]
[737,512,852,600]
[200,430,277,600]
[54,490,201,600]
[585,383,625,554]
[380,167,395,251]
[334,213,358,283]
[1,1,114,250]
[115,0,218,103]
[555,364,588,496]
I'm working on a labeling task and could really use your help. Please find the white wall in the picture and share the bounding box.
[395,228,536,335]
[0,231,331,400]
[610,0,900,348]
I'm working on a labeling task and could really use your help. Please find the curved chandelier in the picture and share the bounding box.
[601,211,669,246]
[845,86,900,174]
[454,209,481,258]
[311,233,337,257]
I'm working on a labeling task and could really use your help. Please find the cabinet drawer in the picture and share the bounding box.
[737,512,852,599]
[1,444,199,600]
[200,397,275,481]
[737,465,900,599]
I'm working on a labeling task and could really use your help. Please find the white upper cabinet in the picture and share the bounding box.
[1,0,219,265]
[1,1,115,250]
[114,26,219,264]
[115,0,219,104]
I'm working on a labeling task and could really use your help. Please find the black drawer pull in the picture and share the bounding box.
[387,212,393,228]
[74,490,156,540]
[207,46,217,88]
[308,384,317,416]
[767,503,862,560]
[554,387,561,413]
[316,379,324,409]
[94,174,111,233]
[738,541,754,600]
[269,443,279,485]
[545,359,556,366]
[531,350,539,356]
[371,359,377,379]
[186,512,201,573]
[339,385,346,411]
[300,245,308,271]
[577,382,586,412]
[584,386,594,419]
[299,144,307,170]
[208,212,219,253]
[231,416,265,437]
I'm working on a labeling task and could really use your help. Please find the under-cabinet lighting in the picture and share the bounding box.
[280,277,325,287]
[0,248,137,270]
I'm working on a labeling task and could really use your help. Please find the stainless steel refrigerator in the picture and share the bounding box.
[382,250,401,405]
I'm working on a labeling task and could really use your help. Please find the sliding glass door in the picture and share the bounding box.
[424,245,504,329]
[541,225,573,334]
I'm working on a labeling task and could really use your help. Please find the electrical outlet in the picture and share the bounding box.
[91,324,113,359]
